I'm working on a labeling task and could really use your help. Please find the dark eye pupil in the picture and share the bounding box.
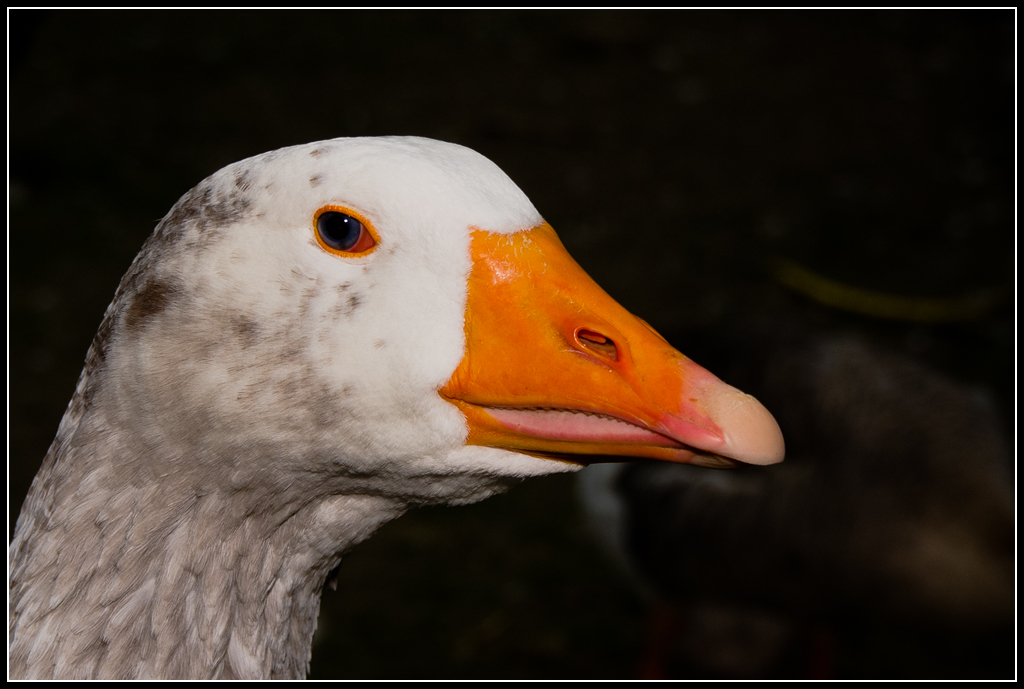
[317,211,364,251]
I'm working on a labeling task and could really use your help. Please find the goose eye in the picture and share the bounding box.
[315,210,377,254]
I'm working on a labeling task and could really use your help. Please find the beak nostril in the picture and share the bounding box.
[577,328,619,361]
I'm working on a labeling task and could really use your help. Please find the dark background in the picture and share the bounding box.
[8,10,1015,679]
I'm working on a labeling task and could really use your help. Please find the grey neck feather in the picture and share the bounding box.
[9,393,407,679]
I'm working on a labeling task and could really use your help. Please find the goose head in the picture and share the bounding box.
[9,136,783,679]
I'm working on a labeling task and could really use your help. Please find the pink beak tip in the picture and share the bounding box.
[705,383,786,466]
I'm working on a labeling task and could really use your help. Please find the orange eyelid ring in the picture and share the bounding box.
[312,204,381,257]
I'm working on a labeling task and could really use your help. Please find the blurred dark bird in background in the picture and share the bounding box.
[580,316,1013,679]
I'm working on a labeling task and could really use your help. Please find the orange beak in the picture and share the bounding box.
[440,223,784,469]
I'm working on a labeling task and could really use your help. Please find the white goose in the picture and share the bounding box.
[8,137,784,679]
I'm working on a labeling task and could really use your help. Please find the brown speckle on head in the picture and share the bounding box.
[330,288,363,322]
[310,149,322,158]
[203,194,251,229]
[158,185,208,238]
[274,344,304,366]
[300,283,322,319]
[124,279,178,333]
[374,340,386,350]
[232,317,260,349]
[234,169,253,192]
[157,179,256,252]
[309,174,322,188]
